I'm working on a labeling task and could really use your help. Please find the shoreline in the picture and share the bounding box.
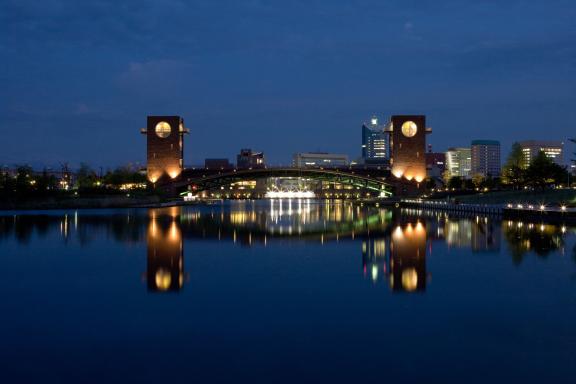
[1,197,575,225]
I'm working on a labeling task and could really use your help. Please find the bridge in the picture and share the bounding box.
[142,114,430,197]
[173,167,394,197]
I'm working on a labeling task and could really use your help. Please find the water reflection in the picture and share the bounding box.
[0,201,575,293]
[390,221,427,292]
[503,220,566,265]
[147,208,184,292]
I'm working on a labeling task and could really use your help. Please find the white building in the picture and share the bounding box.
[293,152,349,168]
[518,140,564,168]
[446,147,472,178]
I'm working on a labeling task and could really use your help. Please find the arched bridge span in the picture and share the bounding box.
[172,167,393,196]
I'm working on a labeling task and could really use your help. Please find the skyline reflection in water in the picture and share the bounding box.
[1,200,576,383]
[1,201,575,294]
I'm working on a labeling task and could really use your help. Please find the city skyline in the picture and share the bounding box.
[1,1,575,168]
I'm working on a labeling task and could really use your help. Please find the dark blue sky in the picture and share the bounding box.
[1,0,575,168]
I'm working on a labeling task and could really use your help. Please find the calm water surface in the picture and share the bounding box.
[1,200,575,383]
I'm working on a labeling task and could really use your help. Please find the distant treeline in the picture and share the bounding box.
[0,163,147,199]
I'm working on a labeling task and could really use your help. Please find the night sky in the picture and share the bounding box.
[1,0,575,169]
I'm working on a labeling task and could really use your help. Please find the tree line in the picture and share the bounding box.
[0,164,147,198]
[502,143,569,189]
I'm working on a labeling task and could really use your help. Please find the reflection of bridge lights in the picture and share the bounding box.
[265,191,315,199]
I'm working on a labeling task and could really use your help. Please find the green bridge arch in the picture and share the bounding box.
[173,167,393,197]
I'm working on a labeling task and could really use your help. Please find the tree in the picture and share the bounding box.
[472,173,485,189]
[448,176,462,190]
[442,170,452,186]
[76,163,97,189]
[502,142,525,188]
[36,168,58,192]
[525,151,568,189]
[15,165,34,195]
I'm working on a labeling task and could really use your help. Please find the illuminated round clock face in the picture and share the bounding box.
[155,121,171,138]
[401,121,418,137]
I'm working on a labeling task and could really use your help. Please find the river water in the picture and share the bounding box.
[1,200,575,383]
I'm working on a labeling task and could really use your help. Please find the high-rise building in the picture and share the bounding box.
[237,149,265,169]
[471,140,501,177]
[361,116,389,164]
[293,152,349,168]
[446,147,472,178]
[518,140,564,168]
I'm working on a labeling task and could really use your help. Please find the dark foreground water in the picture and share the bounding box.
[1,200,575,383]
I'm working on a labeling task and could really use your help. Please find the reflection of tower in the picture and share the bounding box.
[141,116,189,184]
[362,237,387,282]
[389,222,427,292]
[146,209,184,292]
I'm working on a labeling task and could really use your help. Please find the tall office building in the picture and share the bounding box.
[471,140,501,177]
[518,140,564,168]
[446,147,472,178]
[293,152,349,168]
[361,116,388,164]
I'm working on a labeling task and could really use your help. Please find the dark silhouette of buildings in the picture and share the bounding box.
[237,148,265,169]
[205,158,233,170]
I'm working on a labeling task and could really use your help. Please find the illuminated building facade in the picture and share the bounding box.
[361,116,389,164]
[142,116,189,183]
[146,208,184,292]
[446,147,472,178]
[389,115,428,184]
[293,152,349,168]
[471,140,501,177]
[518,140,564,168]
